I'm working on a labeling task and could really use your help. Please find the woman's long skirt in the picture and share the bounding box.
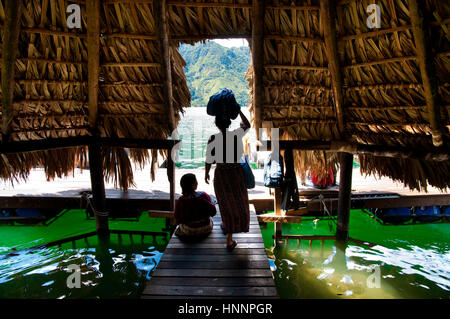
[213,164,250,234]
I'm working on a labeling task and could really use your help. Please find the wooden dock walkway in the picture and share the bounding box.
[142,204,278,299]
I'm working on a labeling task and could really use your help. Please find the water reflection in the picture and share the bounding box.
[269,239,450,299]
[0,238,164,298]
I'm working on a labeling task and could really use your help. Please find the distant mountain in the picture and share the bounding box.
[179,41,251,108]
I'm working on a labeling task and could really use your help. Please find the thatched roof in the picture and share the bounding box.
[1,0,449,192]
[0,0,191,189]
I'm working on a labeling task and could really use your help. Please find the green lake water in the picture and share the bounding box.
[0,210,168,299]
[262,212,450,299]
[0,208,448,299]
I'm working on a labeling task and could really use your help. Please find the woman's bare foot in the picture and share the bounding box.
[227,240,237,251]
[226,234,237,250]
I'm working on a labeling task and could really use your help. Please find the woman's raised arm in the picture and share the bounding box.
[239,109,251,131]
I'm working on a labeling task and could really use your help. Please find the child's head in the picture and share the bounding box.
[180,173,198,195]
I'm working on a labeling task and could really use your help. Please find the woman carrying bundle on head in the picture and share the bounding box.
[204,88,251,250]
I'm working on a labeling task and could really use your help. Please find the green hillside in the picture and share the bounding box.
[179,41,251,108]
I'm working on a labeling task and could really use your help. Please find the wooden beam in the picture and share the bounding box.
[87,0,101,131]
[0,196,172,211]
[307,194,450,211]
[155,0,176,132]
[336,152,353,241]
[1,136,447,162]
[257,213,302,224]
[0,137,181,154]
[264,64,329,71]
[167,147,176,211]
[88,143,109,234]
[1,0,22,141]
[252,0,265,138]
[99,137,181,150]
[409,0,445,147]
[320,0,345,138]
[274,187,282,215]
[257,140,450,162]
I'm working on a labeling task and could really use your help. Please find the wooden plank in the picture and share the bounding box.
[151,268,274,278]
[0,137,180,154]
[250,198,274,211]
[162,248,268,255]
[211,226,260,233]
[213,221,260,227]
[0,196,170,210]
[211,226,261,233]
[258,140,450,161]
[161,254,270,262]
[143,204,277,298]
[207,232,262,238]
[311,194,450,210]
[145,277,275,288]
[143,285,277,297]
[156,260,270,269]
[169,237,264,244]
[166,243,265,249]
[257,213,302,223]
[212,219,259,225]
[148,210,174,219]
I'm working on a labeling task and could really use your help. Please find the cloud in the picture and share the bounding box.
[213,38,248,48]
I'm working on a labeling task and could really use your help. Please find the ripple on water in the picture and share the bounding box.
[272,241,450,299]
[0,244,163,298]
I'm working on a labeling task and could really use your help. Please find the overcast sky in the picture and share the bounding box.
[213,38,248,48]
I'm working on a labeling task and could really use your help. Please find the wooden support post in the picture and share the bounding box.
[281,148,300,211]
[274,187,282,215]
[252,0,265,138]
[320,0,345,138]
[274,222,282,240]
[87,0,101,131]
[86,0,108,237]
[155,0,176,132]
[1,0,22,141]
[167,147,176,212]
[336,152,353,241]
[409,0,445,147]
[88,143,109,234]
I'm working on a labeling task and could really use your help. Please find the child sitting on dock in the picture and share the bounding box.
[174,173,217,240]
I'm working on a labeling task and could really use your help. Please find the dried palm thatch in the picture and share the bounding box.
[246,0,450,191]
[0,0,191,189]
[0,0,449,192]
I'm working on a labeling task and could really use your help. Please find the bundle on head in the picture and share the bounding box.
[207,88,240,126]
